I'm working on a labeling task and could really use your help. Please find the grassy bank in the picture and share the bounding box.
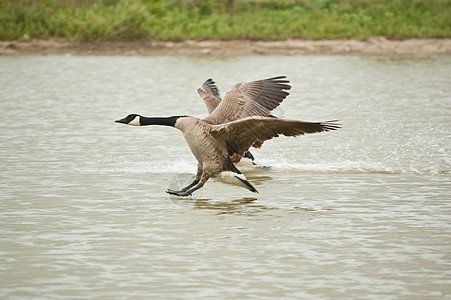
[1,0,450,41]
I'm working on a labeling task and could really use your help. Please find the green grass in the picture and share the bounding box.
[1,0,450,41]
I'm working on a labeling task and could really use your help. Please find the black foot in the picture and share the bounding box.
[166,189,192,197]
[166,182,204,197]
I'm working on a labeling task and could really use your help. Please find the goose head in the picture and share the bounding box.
[115,114,142,126]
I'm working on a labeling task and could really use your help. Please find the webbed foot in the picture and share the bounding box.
[166,181,204,197]
[166,189,192,197]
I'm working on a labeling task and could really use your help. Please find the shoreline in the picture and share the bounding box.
[1,38,451,56]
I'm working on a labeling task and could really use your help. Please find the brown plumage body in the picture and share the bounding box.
[175,117,228,183]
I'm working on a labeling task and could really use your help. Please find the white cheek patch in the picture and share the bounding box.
[129,116,141,126]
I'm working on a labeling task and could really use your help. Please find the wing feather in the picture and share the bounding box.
[198,78,221,115]
[203,76,291,124]
[210,117,340,157]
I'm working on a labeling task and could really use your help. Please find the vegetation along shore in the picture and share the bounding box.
[1,0,450,55]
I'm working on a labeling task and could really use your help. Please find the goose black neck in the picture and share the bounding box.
[140,116,183,127]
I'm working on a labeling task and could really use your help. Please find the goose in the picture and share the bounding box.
[116,76,340,196]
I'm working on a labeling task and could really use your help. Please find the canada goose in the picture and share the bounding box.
[116,76,340,196]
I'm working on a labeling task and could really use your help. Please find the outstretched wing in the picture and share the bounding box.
[198,79,221,115]
[203,76,291,125]
[210,116,340,157]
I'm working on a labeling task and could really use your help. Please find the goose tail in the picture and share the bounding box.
[217,171,258,193]
[218,157,258,193]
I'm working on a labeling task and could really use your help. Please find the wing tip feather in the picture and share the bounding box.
[321,120,341,131]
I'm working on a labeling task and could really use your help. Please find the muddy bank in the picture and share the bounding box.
[1,38,450,56]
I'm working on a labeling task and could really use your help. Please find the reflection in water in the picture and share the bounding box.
[194,197,268,215]
[245,175,273,183]
[1,55,450,299]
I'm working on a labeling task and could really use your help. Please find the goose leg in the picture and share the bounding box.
[166,178,199,195]
[181,179,200,192]
[166,182,204,197]
[166,165,207,197]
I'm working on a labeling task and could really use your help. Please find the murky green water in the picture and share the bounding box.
[1,55,450,299]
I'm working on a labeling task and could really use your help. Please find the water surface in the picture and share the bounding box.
[1,55,450,299]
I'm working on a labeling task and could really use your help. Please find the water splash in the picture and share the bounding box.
[80,155,196,174]
[257,157,449,176]
[84,153,449,177]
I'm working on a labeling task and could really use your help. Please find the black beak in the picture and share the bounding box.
[115,118,126,124]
